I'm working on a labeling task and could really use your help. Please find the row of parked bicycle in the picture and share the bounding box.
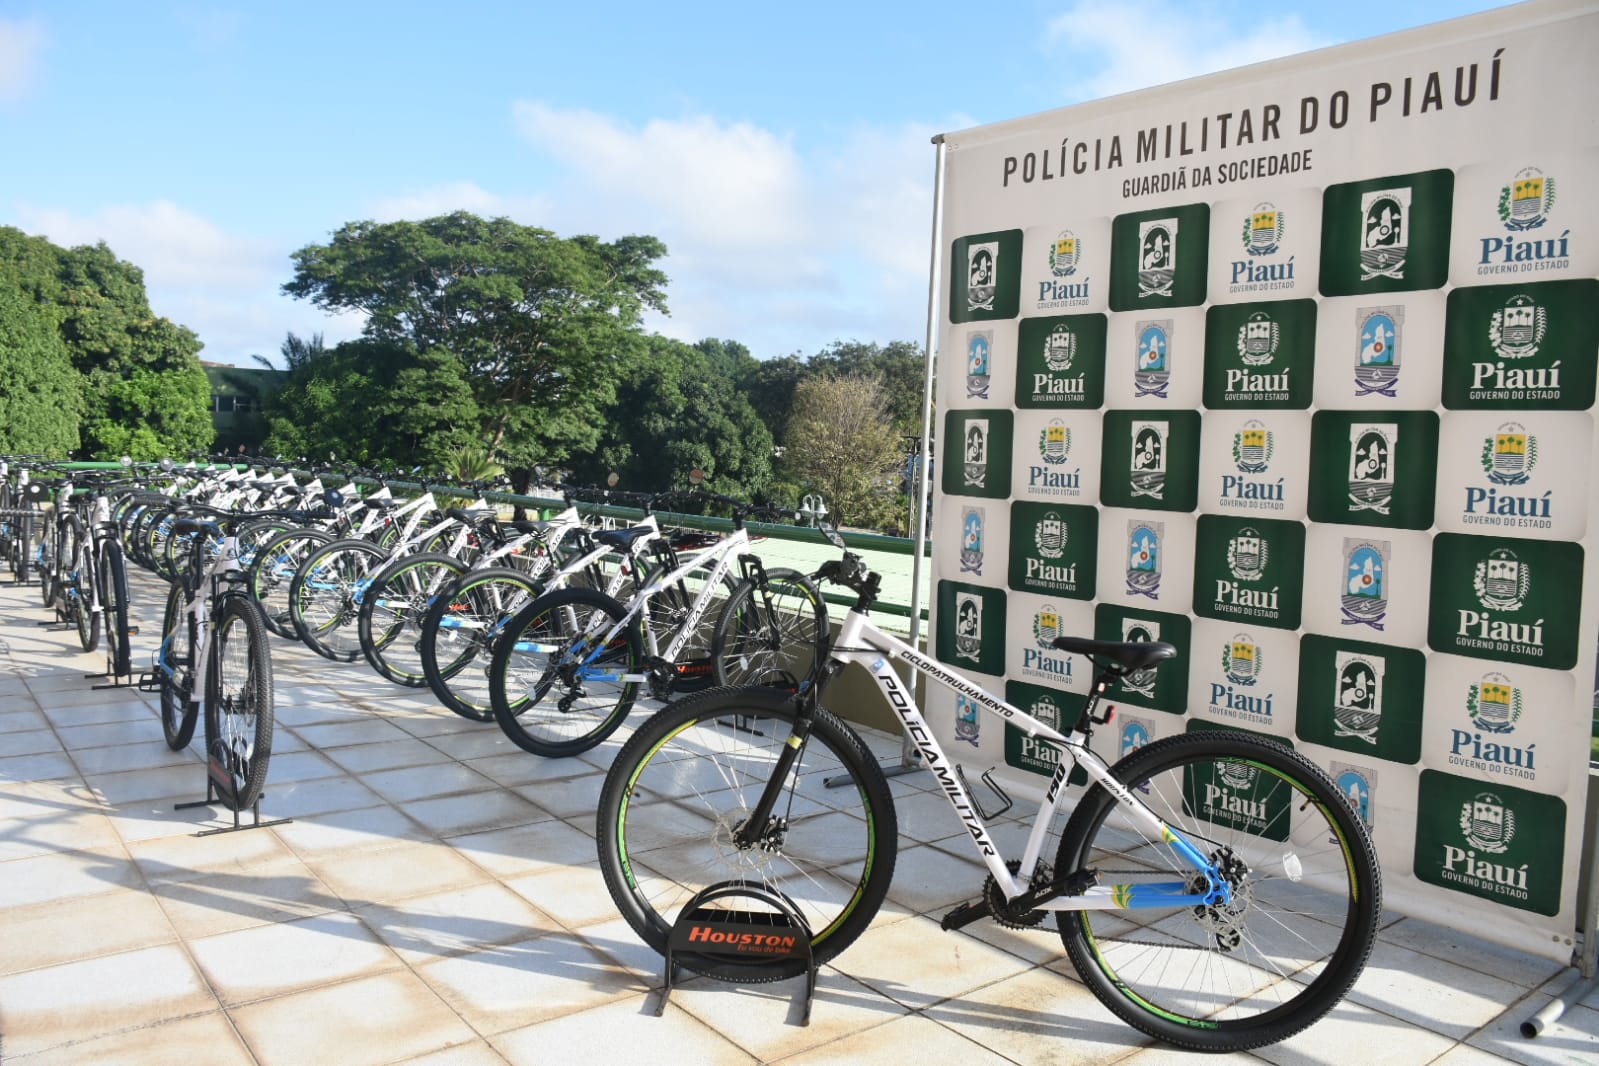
[0,453,1384,1053]
[0,455,829,810]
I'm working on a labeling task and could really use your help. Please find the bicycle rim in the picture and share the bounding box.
[360,554,467,685]
[291,540,386,661]
[1055,731,1380,1052]
[158,582,198,750]
[250,529,331,639]
[598,687,897,982]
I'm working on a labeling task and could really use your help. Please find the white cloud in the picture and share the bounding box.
[11,201,361,364]
[367,181,553,224]
[1046,1,1328,101]
[511,103,943,357]
[0,18,47,101]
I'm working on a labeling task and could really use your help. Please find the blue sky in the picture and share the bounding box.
[0,0,1510,366]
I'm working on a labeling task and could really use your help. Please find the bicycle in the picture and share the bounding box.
[595,529,1380,1052]
[141,506,278,813]
[486,489,827,758]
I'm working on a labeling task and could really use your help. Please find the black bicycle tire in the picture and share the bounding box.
[71,521,101,652]
[488,586,643,757]
[710,567,828,692]
[99,538,132,677]
[205,595,275,811]
[248,527,334,639]
[1055,730,1380,1052]
[159,582,198,750]
[419,567,543,721]
[288,538,389,661]
[597,685,898,982]
[357,552,469,686]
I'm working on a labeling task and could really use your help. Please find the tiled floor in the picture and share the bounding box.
[2,570,1597,1065]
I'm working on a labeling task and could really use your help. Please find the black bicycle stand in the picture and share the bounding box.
[657,881,817,1025]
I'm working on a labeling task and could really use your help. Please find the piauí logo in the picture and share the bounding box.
[1034,511,1066,559]
[1138,218,1178,299]
[1019,693,1066,771]
[962,418,988,489]
[1347,424,1396,515]
[967,241,998,312]
[1466,672,1522,735]
[1480,422,1537,486]
[1333,651,1383,744]
[1039,419,1071,465]
[1458,791,1515,855]
[1033,605,1062,648]
[1236,311,1280,367]
[1489,295,1548,360]
[1130,421,1166,498]
[1498,167,1556,232]
[1222,635,1262,686]
[1360,187,1410,280]
[1226,529,1269,581]
[954,592,983,662]
[1126,521,1162,598]
[955,692,981,747]
[1355,306,1402,397]
[1341,539,1388,630]
[1233,420,1273,474]
[1121,617,1160,698]
[966,331,992,399]
[1243,202,1284,256]
[1473,546,1531,612]
[1134,320,1172,398]
[1051,230,1081,276]
[960,506,984,574]
[1333,764,1375,827]
[1043,323,1076,372]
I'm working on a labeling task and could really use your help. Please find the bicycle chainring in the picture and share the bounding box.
[984,859,1055,930]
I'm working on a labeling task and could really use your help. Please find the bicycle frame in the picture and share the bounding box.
[158,525,249,715]
[814,609,1232,913]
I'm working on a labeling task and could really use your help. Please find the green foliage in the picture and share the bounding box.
[264,338,480,470]
[576,336,774,498]
[0,280,80,456]
[780,373,909,533]
[0,227,214,459]
[284,212,668,468]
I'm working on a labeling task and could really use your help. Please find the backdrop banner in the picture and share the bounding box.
[926,0,1599,963]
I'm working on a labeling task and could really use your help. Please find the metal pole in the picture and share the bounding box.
[827,134,947,790]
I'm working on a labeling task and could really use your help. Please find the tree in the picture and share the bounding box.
[263,338,480,470]
[781,373,907,533]
[283,212,668,470]
[809,340,928,437]
[0,227,214,459]
[0,280,80,456]
[576,336,774,498]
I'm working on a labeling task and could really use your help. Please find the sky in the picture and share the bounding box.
[0,0,1514,367]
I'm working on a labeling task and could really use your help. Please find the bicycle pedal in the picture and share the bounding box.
[939,898,993,932]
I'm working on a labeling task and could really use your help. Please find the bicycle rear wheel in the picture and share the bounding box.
[289,538,388,661]
[711,567,827,692]
[419,567,542,721]
[597,686,897,982]
[158,582,198,750]
[205,595,274,811]
[488,587,642,757]
[249,527,333,639]
[358,552,469,686]
[1055,730,1380,1052]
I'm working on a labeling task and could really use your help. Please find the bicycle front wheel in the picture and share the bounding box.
[206,596,275,811]
[99,538,132,677]
[711,567,828,692]
[488,587,642,757]
[598,686,897,983]
[1055,730,1380,1052]
[71,533,101,652]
